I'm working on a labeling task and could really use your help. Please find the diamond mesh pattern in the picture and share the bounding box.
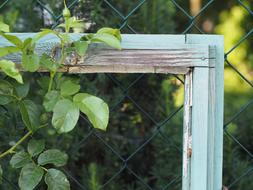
[0,0,253,189]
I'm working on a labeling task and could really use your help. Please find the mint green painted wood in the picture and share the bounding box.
[0,33,224,189]
[191,67,210,190]
[186,35,224,190]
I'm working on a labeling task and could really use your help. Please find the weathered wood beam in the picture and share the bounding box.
[0,34,214,74]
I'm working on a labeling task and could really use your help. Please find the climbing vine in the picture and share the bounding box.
[0,1,121,189]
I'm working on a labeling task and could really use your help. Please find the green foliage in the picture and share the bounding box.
[87,163,101,190]
[0,2,121,189]
[73,41,88,57]
[52,99,80,133]
[0,80,15,105]
[0,60,23,83]
[18,163,44,190]
[19,100,41,132]
[8,140,69,190]
[45,169,70,190]
[60,80,80,97]
[28,139,45,157]
[10,151,32,169]
[0,21,9,32]
[43,90,61,112]
[21,54,40,72]
[0,165,2,184]
[38,149,68,167]
[73,93,109,131]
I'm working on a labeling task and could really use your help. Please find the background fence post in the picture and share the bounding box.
[185,35,224,190]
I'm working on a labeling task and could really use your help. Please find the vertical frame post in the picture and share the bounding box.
[183,35,224,190]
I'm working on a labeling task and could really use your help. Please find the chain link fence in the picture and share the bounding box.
[0,0,252,189]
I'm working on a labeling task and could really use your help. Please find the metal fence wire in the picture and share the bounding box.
[0,0,253,189]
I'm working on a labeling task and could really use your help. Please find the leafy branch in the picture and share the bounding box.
[0,1,121,189]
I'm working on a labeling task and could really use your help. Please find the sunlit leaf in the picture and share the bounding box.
[91,33,121,50]
[45,169,70,190]
[97,27,122,41]
[0,21,10,32]
[52,99,79,133]
[0,46,20,57]
[73,93,109,131]
[0,34,23,48]
[32,29,59,44]
[0,60,23,83]
[73,41,88,56]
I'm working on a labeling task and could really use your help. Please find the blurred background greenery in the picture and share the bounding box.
[0,0,253,189]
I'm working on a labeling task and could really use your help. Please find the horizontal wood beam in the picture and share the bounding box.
[0,34,214,74]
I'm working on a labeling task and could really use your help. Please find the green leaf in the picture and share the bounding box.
[60,80,80,96]
[0,34,23,48]
[28,139,45,157]
[19,100,41,132]
[97,27,122,41]
[52,99,79,133]
[81,34,94,41]
[0,60,23,83]
[91,33,121,50]
[0,165,3,184]
[40,53,59,71]
[32,29,59,44]
[43,90,60,112]
[0,21,10,32]
[0,79,14,105]
[22,38,33,52]
[10,151,32,168]
[38,149,68,167]
[13,81,30,98]
[73,93,109,131]
[58,17,85,32]
[73,41,88,56]
[45,169,70,190]
[22,53,40,72]
[58,33,71,44]
[0,46,20,57]
[18,163,44,190]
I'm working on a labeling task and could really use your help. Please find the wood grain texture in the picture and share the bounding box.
[182,70,193,190]
[0,34,212,74]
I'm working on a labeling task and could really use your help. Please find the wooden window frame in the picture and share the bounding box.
[1,34,224,190]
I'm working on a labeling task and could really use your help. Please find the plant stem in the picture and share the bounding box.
[48,71,55,92]
[41,166,48,172]
[0,131,32,159]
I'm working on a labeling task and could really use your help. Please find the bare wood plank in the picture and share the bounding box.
[67,65,190,74]
[182,69,193,190]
